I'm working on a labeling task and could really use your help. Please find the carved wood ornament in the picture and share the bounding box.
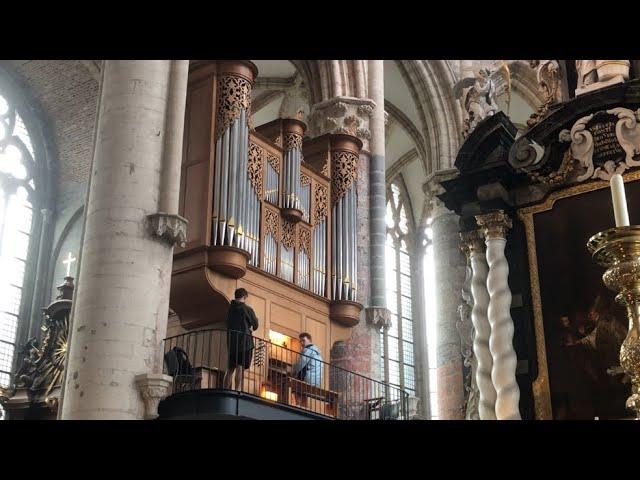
[281,219,296,249]
[267,153,280,173]
[248,142,264,197]
[313,184,328,225]
[284,132,303,151]
[331,150,358,205]
[265,209,279,238]
[215,74,252,141]
[299,227,311,255]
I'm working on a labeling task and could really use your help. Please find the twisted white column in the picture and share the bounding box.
[476,211,521,420]
[461,231,496,420]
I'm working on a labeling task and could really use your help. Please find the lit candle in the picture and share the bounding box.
[610,173,630,227]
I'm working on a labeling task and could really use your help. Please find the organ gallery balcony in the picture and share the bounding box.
[157,328,409,420]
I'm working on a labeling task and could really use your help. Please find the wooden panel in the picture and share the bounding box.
[248,291,267,340]
[184,162,208,244]
[185,79,214,167]
[270,302,302,334]
[179,74,215,252]
[304,316,328,363]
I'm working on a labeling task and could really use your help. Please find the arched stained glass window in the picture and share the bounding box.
[0,91,38,391]
[381,182,416,396]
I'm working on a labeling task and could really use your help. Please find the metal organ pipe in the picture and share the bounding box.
[212,129,222,246]
[282,120,305,214]
[219,128,229,246]
[211,61,257,256]
[330,136,361,304]
[313,217,326,297]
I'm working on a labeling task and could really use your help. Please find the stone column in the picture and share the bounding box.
[364,60,391,379]
[60,60,188,419]
[311,65,386,382]
[367,60,387,311]
[410,234,431,418]
[426,171,466,419]
[461,230,495,420]
[476,211,521,420]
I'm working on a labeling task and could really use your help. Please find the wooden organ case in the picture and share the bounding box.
[169,60,363,351]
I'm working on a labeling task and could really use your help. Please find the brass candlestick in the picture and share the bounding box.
[587,226,640,419]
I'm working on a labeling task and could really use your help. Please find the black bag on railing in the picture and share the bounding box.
[380,401,400,420]
[164,347,194,376]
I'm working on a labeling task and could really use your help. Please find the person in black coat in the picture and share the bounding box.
[224,288,259,390]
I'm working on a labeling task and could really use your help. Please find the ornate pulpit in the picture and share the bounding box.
[0,276,73,420]
[440,66,640,419]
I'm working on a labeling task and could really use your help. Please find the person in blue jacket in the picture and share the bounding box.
[292,332,323,387]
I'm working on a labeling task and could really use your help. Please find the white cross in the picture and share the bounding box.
[62,251,76,277]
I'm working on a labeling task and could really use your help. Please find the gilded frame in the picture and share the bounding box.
[517,169,640,419]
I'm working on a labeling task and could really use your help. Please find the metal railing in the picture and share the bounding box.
[163,328,409,420]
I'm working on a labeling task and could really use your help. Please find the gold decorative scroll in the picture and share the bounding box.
[518,168,640,420]
[215,74,252,140]
[248,142,264,197]
[331,150,358,205]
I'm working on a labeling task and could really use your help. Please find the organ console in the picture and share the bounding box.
[169,60,363,335]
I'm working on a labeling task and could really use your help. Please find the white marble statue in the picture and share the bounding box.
[279,74,310,121]
[454,63,511,137]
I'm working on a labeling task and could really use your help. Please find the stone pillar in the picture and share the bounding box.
[461,230,495,420]
[476,211,521,420]
[367,59,387,310]
[426,171,466,419]
[312,67,385,382]
[60,60,188,419]
[364,60,390,381]
[411,234,431,418]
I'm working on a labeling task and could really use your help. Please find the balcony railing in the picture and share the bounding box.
[163,328,409,420]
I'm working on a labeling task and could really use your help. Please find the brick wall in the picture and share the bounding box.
[7,60,99,188]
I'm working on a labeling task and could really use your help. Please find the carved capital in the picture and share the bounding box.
[423,171,458,222]
[308,97,375,152]
[135,373,174,420]
[146,213,188,248]
[459,230,485,258]
[407,395,422,419]
[475,210,512,240]
[365,306,391,331]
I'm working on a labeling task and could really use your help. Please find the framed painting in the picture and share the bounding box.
[518,170,640,419]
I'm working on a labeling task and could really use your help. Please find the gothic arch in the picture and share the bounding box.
[397,60,463,174]
[0,63,58,377]
[291,60,369,103]
[509,60,545,110]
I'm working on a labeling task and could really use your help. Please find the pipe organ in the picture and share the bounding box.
[330,138,359,302]
[171,60,363,331]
